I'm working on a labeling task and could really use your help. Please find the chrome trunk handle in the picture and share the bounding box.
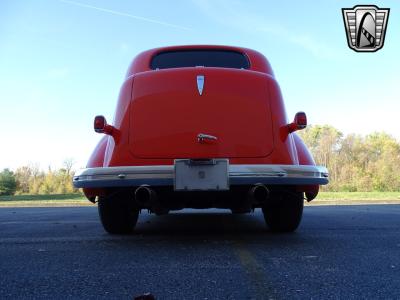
[197,133,218,143]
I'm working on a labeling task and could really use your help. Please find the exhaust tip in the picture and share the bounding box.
[135,185,155,206]
[249,183,269,203]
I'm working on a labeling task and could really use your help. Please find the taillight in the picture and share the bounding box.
[294,112,307,129]
[94,115,106,133]
[288,112,307,133]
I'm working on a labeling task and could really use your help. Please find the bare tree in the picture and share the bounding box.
[63,158,76,176]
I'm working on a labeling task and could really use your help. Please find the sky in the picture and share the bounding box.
[1,0,399,171]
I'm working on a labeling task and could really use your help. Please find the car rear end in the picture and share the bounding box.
[73,46,328,234]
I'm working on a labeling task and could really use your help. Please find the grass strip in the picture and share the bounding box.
[316,191,400,200]
[1,192,400,207]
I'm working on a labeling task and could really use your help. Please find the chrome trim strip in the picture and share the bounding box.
[73,164,328,188]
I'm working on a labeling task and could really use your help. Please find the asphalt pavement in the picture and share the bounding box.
[0,204,400,299]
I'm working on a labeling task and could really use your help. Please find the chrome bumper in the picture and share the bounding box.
[73,164,329,188]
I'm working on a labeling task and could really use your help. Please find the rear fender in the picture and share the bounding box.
[87,135,108,168]
[293,133,319,201]
[83,136,109,201]
[292,133,315,165]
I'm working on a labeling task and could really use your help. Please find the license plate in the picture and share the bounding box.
[174,159,229,191]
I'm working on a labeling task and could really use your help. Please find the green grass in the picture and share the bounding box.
[0,193,85,202]
[1,192,400,207]
[317,191,400,200]
[0,193,89,207]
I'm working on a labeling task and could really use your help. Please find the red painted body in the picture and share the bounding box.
[83,45,318,198]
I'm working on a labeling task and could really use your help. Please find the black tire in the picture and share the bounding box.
[262,191,304,232]
[98,191,139,234]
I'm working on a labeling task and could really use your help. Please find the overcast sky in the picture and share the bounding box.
[1,0,399,170]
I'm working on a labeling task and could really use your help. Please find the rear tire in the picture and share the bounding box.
[98,191,139,234]
[262,191,304,232]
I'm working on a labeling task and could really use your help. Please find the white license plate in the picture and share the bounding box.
[174,159,229,191]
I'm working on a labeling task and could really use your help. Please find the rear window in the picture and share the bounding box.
[150,50,250,70]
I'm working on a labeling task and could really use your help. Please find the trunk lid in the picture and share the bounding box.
[129,68,274,159]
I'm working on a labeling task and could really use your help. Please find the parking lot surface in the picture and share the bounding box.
[1,205,400,299]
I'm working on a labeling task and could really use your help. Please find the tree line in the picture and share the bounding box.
[0,160,77,196]
[298,125,400,192]
[0,126,399,195]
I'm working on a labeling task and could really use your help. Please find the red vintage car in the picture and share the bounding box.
[73,45,328,234]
